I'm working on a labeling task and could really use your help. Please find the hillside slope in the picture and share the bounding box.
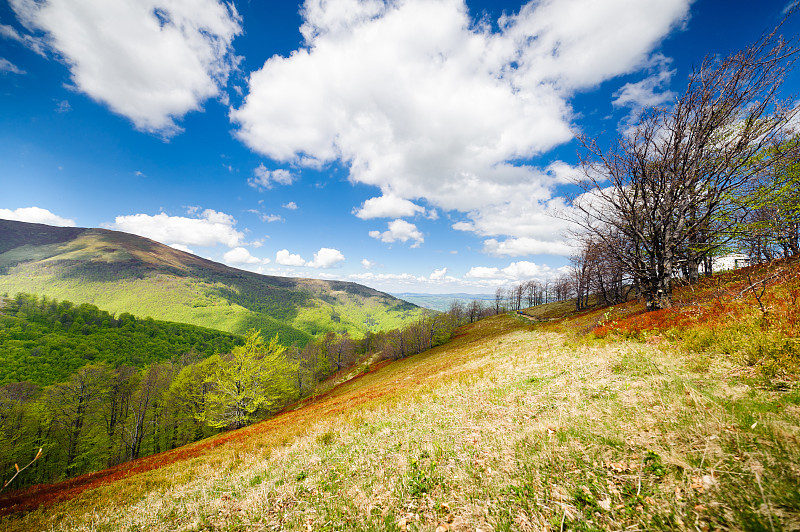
[1,260,798,531]
[0,220,422,343]
[0,293,241,385]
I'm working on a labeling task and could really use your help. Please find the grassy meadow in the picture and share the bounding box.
[3,259,798,531]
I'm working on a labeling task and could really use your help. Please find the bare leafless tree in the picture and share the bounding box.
[494,287,506,314]
[550,275,572,302]
[571,24,800,310]
[570,246,593,311]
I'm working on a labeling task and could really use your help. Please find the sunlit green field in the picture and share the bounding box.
[4,305,797,531]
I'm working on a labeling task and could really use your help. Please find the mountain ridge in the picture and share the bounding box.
[3,258,799,529]
[0,219,423,342]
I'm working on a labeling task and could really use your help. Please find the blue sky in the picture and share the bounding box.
[1,0,798,294]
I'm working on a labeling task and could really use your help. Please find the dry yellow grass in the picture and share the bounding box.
[3,314,798,531]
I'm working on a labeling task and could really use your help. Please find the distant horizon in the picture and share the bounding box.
[3,0,798,294]
[390,292,496,297]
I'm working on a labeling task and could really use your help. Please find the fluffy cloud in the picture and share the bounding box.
[307,247,345,268]
[612,54,676,133]
[369,219,424,247]
[9,0,241,135]
[450,184,576,256]
[482,237,573,257]
[232,0,690,251]
[106,209,243,248]
[361,258,376,269]
[429,267,448,281]
[275,247,345,268]
[275,249,307,266]
[283,201,298,210]
[248,164,296,190]
[169,243,194,254]
[347,267,495,293]
[353,195,424,219]
[612,62,675,110]
[0,206,75,226]
[223,247,265,265]
[465,260,568,281]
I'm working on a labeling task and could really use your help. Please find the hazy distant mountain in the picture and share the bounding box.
[0,219,422,343]
[391,292,496,312]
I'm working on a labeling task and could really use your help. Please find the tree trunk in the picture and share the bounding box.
[643,275,673,311]
[686,257,700,285]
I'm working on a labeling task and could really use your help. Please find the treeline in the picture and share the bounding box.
[492,279,575,312]
[0,333,292,490]
[0,293,240,386]
[0,300,486,490]
[284,303,498,396]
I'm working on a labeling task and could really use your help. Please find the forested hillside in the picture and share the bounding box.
[0,220,423,342]
[0,294,240,386]
[0,291,475,491]
[2,257,798,530]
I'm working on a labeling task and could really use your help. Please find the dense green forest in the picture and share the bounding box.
[0,294,241,386]
[0,294,487,491]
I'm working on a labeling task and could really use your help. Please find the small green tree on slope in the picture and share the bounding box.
[205,329,295,430]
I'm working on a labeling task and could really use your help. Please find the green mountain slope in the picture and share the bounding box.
[3,273,799,530]
[0,293,241,386]
[0,220,422,343]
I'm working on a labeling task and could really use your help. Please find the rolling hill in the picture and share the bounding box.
[0,219,423,344]
[1,258,798,530]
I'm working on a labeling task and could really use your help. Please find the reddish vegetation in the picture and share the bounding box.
[0,412,272,516]
[3,262,794,517]
[591,257,800,338]
[0,318,515,517]
[0,372,377,516]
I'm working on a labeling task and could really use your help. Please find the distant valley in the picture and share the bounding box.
[390,292,496,311]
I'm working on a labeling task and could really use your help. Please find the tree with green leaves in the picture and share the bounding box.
[169,356,221,444]
[40,363,110,476]
[739,138,800,260]
[205,330,294,430]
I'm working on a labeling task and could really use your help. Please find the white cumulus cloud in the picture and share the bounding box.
[369,219,424,247]
[169,243,194,254]
[275,249,307,266]
[106,209,243,248]
[465,260,568,281]
[353,194,424,219]
[482,237,573,257]
[274,247,345,268]
[248,164,296,190]
[223,246,265,265]
[9,0,241,136]
[429,267,448,281]
[348,268,484,293]
[0,206,76,226]
[232,0,690,252]
[307,247,345,268]
[612,54,676,133]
